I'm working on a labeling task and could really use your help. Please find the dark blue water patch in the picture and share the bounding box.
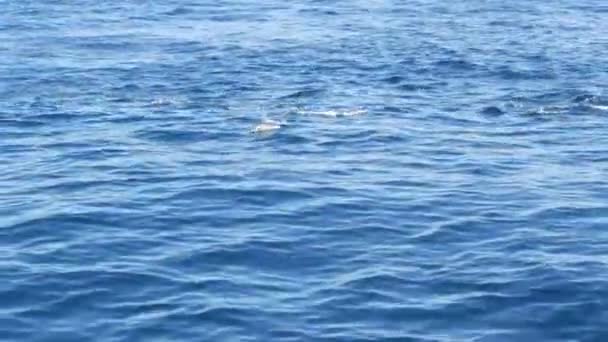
[0,142,37,156]
[25,97,61,110]
[0,317,33,341]
[110,83,143,92]
[208,13,253,22]
[279,88,326,99]
[26,112,83,122]
[316,131,375,148]
[128,14,163,22]
[434,59,478,71]
[299,8,339,16]
[106,114,149,124]
[38,141,100,151]
[0,118,45,128]
[565,4,608,13]
[398,83,435,92]
[488,19,518,27]
[381,75,405,84]
[163,7,194,16]
[107,96,136,104]
[173,239,326,273]
[493,65,557,80]
[381,106,406,113]
[256,131,316,147]
[69,37,146,51]
[0,73,33,88]
[480,106,505,116]
[134,129,231,144]
[162,40,208,54]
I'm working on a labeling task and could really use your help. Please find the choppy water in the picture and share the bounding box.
[2,1,608,341]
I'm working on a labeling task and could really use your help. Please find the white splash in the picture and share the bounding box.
[537,105,567,114]
[150,97,177,106]
[589,104,608,111]
[252,119,282,133]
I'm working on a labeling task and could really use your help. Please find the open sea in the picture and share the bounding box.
[2,0,608,341]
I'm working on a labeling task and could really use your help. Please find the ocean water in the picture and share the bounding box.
[2,0,608,341]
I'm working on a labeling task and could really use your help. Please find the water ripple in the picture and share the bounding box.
[2,0,608,341]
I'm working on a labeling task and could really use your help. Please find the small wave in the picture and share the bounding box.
[569,94,608,111]
[572,94,598,103]
[494,66,556,80]
[135,129,207,143]
[0,118,44,128]
[279,88,325,99]
[434,59,478,71]
[27,113,81,122]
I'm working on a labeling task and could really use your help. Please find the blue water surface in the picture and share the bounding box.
[2,0,608,341]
